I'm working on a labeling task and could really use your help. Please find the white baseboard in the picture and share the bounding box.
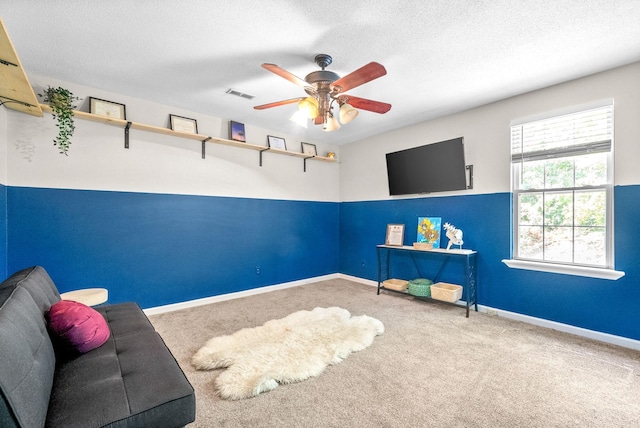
[145,273,640,351]
[143,273,340,316]
[475,305,640,351]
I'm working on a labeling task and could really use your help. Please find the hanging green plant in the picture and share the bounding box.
[39,86,81,155]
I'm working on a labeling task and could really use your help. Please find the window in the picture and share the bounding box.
[510,103,613,270]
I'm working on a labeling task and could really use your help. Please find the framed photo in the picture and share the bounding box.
[385,224,405,246]
[229,120,246,142]
[417,217,442,248]
[301,142,317,156]
[89,97,126,120]
[169,114,198,134]
[267,135,286,150]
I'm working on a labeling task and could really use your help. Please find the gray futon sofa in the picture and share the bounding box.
[0,266,196,427]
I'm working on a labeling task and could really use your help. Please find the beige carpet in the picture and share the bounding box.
[149,278,640,427]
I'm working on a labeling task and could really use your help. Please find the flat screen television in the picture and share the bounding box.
[386,137,468,196]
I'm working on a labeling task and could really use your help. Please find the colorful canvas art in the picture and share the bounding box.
[417,217,442,248]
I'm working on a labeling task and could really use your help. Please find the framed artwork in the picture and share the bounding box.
[89,97,126,120]
[385,224,405,246]
[267,135,286,150]
[169,114,198,134]
[301,142,317,156]
[417,217,442,248]
[229,120,246,142]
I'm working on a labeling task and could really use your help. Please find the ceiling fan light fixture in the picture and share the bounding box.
[298,97,319,119]
[339,102,359,124]
[322,112,341,132]
[289,110,308,128]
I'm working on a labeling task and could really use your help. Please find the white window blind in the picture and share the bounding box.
[511,105,613,162]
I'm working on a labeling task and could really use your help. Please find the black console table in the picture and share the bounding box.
[376,245,478,317]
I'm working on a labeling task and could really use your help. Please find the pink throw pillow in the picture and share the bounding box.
[46,300,110,354]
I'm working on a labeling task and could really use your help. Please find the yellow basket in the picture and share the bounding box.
[430,282,463,302]
[383,279,408,291]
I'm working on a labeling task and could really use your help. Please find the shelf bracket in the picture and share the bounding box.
[259,148,270,167]
[201,137,211,159]
[0,95,36,108]
[124,122,132,149]
[0,57,18,67]
[303,156,314,172]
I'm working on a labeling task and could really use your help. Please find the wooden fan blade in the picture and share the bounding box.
[338,95,392,114]
[331,62,387,94]
[262,63,310,88]
[314,115,324,125]
[254,97,304,110]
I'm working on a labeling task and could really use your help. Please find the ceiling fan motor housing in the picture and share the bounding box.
[304,70,340,96]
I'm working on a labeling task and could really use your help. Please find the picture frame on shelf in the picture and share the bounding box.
[385,224,405,246]
[229,120,246,142]
[169,114,198,134]
[267,135,286,150]
[89,97,126,120]
[301,142,317,156]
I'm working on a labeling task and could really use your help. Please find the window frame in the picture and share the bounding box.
[503,100,624,280]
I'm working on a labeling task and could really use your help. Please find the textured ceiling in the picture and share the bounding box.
[2,1,640,145]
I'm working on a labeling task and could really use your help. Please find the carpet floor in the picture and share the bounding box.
[149,278,640,427]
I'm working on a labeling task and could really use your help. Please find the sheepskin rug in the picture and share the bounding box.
[191,307,384,400]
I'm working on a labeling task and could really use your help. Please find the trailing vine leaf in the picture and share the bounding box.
[39,86,81,155]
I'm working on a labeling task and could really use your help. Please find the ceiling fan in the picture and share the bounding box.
[254,54,391,131]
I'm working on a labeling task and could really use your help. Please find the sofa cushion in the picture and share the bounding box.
[0,285,56,428]
[46,300,111,354]
[45,303,195,428]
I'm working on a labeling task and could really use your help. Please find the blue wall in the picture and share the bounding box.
[7,187,340,308]
[4,184,640,340]
[0,184,6,280]
[340,187,640,340]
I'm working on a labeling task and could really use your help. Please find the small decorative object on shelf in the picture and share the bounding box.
[267,135,286,150]
[417,217,442,248]
[169,114,198,134]
[444,222,464,250]
[326,151,336,159]
[229,120,246,142]
[89,97,126,120]
[39,86,81,155]
[301,142,317,156]
[413,242,433,250]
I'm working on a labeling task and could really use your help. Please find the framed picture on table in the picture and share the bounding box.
[385,224,405,246]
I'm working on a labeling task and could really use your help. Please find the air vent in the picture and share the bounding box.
[225,88,255,100]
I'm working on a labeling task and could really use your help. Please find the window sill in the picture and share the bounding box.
[502,259,625,280]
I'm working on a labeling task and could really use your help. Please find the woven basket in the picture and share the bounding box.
[430,282,463,302]
[407,278,433,297]
[383,278,408,291]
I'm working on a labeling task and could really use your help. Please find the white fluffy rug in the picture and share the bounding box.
[191,307,384,400]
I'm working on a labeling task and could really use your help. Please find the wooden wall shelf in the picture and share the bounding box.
[40,104,336,170]
[0,18,42,117]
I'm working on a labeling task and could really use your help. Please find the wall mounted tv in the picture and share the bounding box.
[386,137,470,196]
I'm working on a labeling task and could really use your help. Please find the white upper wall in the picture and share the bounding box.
[340,62,640,202]
[6,75,340,202]
[0,106,6,185]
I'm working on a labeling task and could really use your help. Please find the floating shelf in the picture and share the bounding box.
[0,18,42,117]
[39,104,336,170]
